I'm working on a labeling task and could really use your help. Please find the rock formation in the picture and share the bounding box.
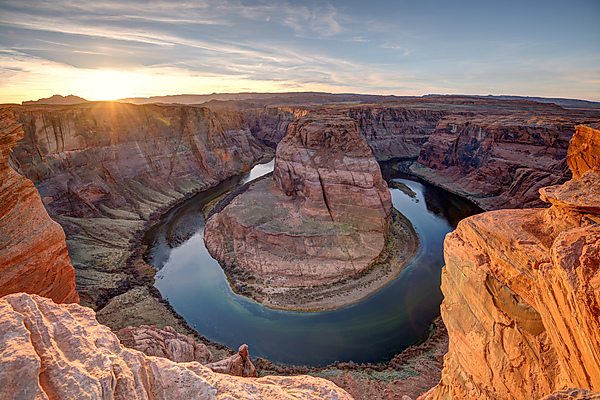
[421,124,600,399]
[415,111,587,210]
[11,103,270,220]
[204,112,392,291]
[0,293,353,400]
[205,344,258,378]
[0,107,78,303]
[118,324,214,364]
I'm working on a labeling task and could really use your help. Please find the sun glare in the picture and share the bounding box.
[75,69,144,101]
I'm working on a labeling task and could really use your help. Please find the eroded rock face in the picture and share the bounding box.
[205,113,392,289]
[348,106,449,161]
[12,103,271,220]
[0,108,78,304]
[414,109,600,210]
[118,325,214,364]
[0,293,354,400]
[9,103,272,312]
[422,124,600,400]
[274,114,392,231]
[568,123,600,179]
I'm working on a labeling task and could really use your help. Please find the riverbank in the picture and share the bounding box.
[59,154,273,361]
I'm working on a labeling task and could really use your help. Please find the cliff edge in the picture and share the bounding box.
[421,124,600,399]
[0,107,78,303]
[0,293,354,400]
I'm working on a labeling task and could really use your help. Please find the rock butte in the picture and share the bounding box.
[204,113,393,289]
[420,124,600,400]
[0,108,78,303]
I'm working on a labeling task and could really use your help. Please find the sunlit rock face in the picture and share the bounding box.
[11,103,271,220]
[9,102,271,310]
[421,124,600,400]
[0,107,78,304]
[205,113,392,288]
[0,293,354,400]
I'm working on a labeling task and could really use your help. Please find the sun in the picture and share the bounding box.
[75,69,142,101]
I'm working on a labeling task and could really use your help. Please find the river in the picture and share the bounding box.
[143,160,481,366]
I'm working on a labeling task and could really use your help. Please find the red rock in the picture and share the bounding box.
[422,125,600,399]
[568,124,600,179]
[348,106,448,161]
[415,113,599,210]
[0,107,78,304]
[0,293,354,400]
[205,113,392,288]
[205,344,258,377]
[11,103,271,219]
[118,324,214,364]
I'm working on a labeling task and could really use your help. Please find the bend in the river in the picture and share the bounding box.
[143,160,481,366]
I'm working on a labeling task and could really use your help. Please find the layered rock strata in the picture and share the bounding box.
[205,113,392,291]
[0,293,354,400]
[422,124,600,399]
[348,106,449,160]
[0,107,78,303]
[416,113,572,209]
[9,103,271,314]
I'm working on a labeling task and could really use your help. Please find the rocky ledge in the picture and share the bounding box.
[0,293,353,400]
[420,124,600,399]
[204,113,418,310]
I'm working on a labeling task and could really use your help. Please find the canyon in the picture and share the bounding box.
[1,95,599,399]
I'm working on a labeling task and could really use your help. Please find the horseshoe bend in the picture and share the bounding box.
[1,96,600,400]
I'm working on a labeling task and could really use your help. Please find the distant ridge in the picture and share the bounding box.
[23,94,89,105]
[117,92,406,106]
[118,92,600,110]
[423,94,600,110]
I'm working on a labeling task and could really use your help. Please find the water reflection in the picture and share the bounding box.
[144,160,481,366]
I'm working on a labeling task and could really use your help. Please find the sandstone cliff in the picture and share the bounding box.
[422,124,600,399]
[414,106,600,210]
[204,112,400,307]
[0,293,354,400]
[0,107,78,303]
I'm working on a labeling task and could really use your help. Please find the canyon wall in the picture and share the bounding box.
[11,102,271,220]
[414,107,599,210]
[8,102,272,313]
[0,292,354,400]
[422,124,600,399]
[347,106,449,160]
[0,107,78,303]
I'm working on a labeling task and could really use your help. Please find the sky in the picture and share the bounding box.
[0,0,599,103]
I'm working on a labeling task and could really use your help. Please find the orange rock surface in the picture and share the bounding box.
[422,124,600,399]
[118,324,214,364]
[0,107,78,303]
[0,293,354,400]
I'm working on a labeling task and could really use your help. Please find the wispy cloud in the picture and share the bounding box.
[0,0,598,102]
